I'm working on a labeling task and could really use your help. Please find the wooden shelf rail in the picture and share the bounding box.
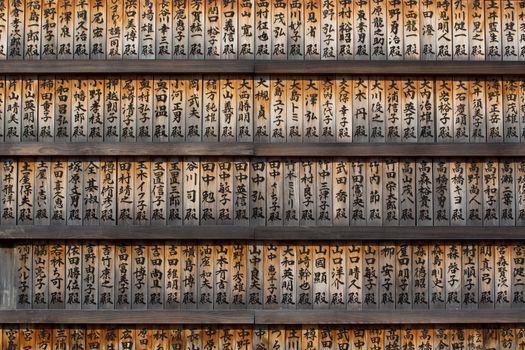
[1,225,524,240]
[0,61,525,75]
[1,143,523,157]
[0,310,523,325]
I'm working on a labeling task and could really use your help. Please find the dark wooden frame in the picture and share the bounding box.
[1,225,524,240]
[1,61,525,75]
[0,143,523,157]
[0,309,523,324]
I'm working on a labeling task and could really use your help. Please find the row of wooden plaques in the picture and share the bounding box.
[2,241,523,310]
[0,325,521,350]
[0,0,525,61]
[0,157,523,227]
[0,76,524,143]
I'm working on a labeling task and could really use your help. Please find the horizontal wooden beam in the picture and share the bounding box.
[0,143,254,156]
[254,144,522,157]
[254,226,525,241]
[0,143,523,157]
[254,310,525,325]
[0,225,255,240]
[1,310,523,324]
[1,225,524,240]
[0,60,523,75]
[0,310,253,324]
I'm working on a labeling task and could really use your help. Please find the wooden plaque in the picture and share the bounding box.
[152,75,170,142]
[73,0,90,59]
[115,242,132,309]
[170,77,186,142]
[104,77,121,142]
[90,0,106,59]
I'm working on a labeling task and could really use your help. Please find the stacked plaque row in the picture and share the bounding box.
[5,241,525,310]
[1,75,525,144]
[1,157,524,227]
[0,325,523,350]
[1,0,525,61]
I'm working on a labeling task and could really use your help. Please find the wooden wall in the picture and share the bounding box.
[0,0,520,345]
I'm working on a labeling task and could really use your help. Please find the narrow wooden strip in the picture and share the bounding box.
[2,309,525,324]
[1,144,525,157]
[1,225,525,240]
[0,61,523,75]
[0,310,254,324]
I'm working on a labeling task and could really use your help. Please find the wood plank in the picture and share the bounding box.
[5,76,22,143]
[151,159,167,225]
[48,241,65,309]
[106,0,122,59]
[104,77,120,142]
[57,0,74,59]
[170,77,186,142]
[403,0,419,60]
[247,241,264,308]
[156,0,172,59]
[220,77,236,142]
[280,243,297,308]
[386,0,403,60]
[7,225,525,241]
[479,242,495,309]
[148,243,165,308]
[461,243,478,309]
[90,0,106,59]
[188,0,204,58]
[296,243,312,309]
[65,241,82,309]
[82,241,99,309]
[370,0,386,60]
[180,243,197,308]
[131,242,148,309]
[231,242,247,308]
[435,78,453,143]
[220,0,237,59]
[136,76,153,142]
[21,77,38,142]
[452,0,468,60]
[238,0,255,59]
[468,0,485,61]
[98,242,115,309]
[32,242,49,309]
[7,0,24,59]
[73,0,90,59]
[486,0,502,61]
[8,310,525,324]
[138,0,155,59]
[172,0,189,59]
[0,0,7,59]
[503,78,520,143]
[38,77,54,142]
[469,77,487,142]
[54,78,71,141]
[115,242,131,309]
[71,78,88,142]
[3,61,525,75]
[378,242,395,309]
[312,243,329,309]
[198,241,214,309]
[429,242,445,309]
[385,78,401,142]
[237,78,254,143]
